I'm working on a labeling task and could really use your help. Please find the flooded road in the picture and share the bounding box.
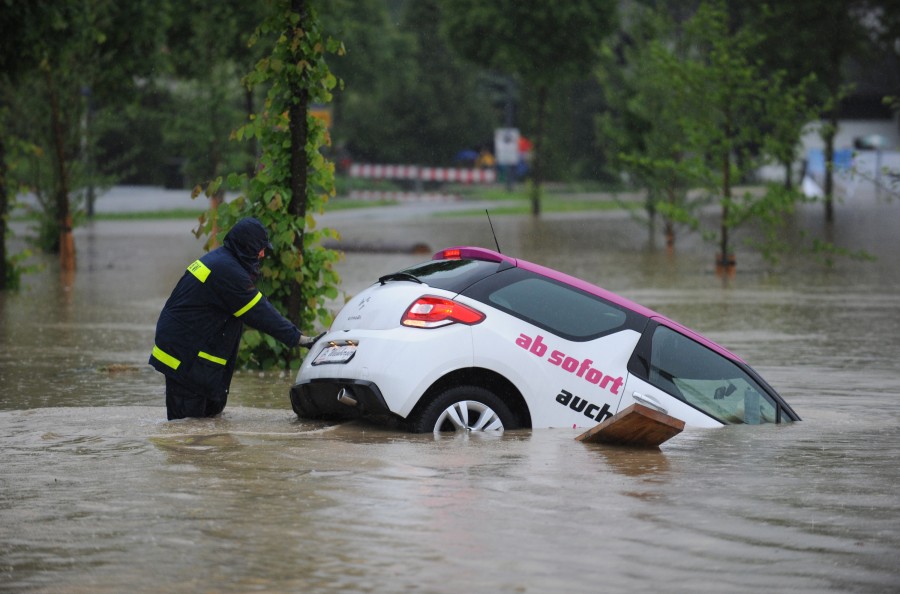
[2,188,900,593]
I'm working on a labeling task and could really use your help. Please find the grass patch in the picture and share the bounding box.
[326,199,399,210]
[335,177,408,194]
[89,200,397,219]
[9,179,637,223]
[441,198,638,217]
[10,199,396,223]
[10,208,207,222]
[455,180,628,201]
[456,186,531,202]
[91,209,206,221]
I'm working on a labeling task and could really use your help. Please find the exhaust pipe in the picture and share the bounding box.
[336,388,358,407]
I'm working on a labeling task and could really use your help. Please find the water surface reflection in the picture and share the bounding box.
[1,193,899,592]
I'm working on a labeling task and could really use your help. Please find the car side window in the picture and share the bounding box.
[486,276,629,339]
[647,326,778,424]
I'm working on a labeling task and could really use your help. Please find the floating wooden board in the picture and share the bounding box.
[575,403,685,448]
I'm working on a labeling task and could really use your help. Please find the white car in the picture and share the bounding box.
[290,247,799,432]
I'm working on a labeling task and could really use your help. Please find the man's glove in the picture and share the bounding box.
[299,332,325,349]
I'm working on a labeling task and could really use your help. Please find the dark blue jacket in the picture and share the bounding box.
[149,218,301,398]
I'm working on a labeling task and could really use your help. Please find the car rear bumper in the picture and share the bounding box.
[290,378,392,421]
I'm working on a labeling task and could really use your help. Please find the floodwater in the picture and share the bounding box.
[2,186,900,593]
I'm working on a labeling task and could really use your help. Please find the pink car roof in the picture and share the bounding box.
[434,246,745,364]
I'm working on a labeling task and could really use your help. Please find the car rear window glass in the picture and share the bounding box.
[486,277,628,339]
[400,259,504,293]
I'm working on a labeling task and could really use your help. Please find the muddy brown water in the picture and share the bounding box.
[2,188,899,593]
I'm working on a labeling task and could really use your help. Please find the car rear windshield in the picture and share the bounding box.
[399,258,505,293]
[462,267,644,341]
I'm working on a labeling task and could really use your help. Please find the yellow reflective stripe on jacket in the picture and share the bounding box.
[233,291,262,317]
[152,345,181,370]
[198,351,227,365]
[187,259,211,283]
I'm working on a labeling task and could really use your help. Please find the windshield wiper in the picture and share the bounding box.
[378,272,423,285]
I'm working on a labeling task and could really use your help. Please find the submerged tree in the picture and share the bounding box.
[598,4,707,249]
[442,0,618,216]
[3,1,166,272]
[601,0,816,269]
[0,4,35,289]
[743,0,900,223]
[195,0,343,370]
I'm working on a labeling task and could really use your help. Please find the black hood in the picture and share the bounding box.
[223,218,272,279]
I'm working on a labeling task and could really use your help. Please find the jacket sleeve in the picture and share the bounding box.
[239,293,302,347]
[215,263,302,347]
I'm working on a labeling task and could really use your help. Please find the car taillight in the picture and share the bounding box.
[441,248,462,260]
[401,296,485,328]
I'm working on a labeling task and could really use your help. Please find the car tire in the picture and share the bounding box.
[408,385,517,433]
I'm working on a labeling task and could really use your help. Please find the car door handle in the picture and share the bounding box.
[632,391,668,415]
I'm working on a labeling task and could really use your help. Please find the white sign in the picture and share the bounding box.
[494,128,520,166]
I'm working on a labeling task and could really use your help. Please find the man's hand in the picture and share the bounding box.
[299,332,325,349]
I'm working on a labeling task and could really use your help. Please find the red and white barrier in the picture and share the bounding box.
[349,163,496,184]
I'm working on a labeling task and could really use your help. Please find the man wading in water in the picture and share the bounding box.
[149,217,323,420]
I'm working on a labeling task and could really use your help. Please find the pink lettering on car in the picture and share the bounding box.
[515,333,624,395]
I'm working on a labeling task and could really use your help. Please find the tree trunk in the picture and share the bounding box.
[207,102,223,248]
[823,111,836,224]
[530,85,547,217]
[46,69,75,272]
[665,187,676,250]
[287,0,310,331]
[245,87,257,177]
[718,150,733,275]
[208,190,223,249]
[0,136,7,290]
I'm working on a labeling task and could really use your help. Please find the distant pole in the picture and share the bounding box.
[504,76,514,193]
[875,147,882,200]
[823,113,837,224]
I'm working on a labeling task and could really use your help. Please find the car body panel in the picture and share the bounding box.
[621,375,724,428]
[292,246,799,430]
[466,301,640,428]
[331,283,425,331]
[302,324,475,418]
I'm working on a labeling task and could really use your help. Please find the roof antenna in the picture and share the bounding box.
[485,209,502,254]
